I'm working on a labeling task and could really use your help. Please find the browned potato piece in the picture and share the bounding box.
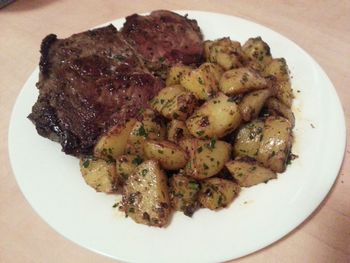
[257,116,293,172]
[264,58,290,81]
[233,120,264,158]
[186,92,242,139]
[80,158,117,193]
[125,111,166,156]
[219,67,268,95]
[169,174,200,216]
[199,62,224,83]
[166,65,192,86]
[143,140,188,170]
[208,38,247,70]
[115,155,142,183]
[272,79,294,108]
[226,157,277,187]
[242,37,272,69]
[265,97,295,127]
[151,85,185,113]
[160,91,197,120]
[122,160,171,227]
[181,138,232,180]
[198,178,240,210]
[203,40,213,60]
[167,120,192,142]
[94,119,137,161]
[180,66,219,100]
[239,89,272,121]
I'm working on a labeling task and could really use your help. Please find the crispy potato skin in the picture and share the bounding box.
[226,157,277,187]
[242,37,272,69]
[233,119,265,158]
[265,97,295,127]
[80,158,117,193]
[169,174,200,216]
[94,119,137,160]
[143,140,188,170]
[239,88,272,121]
[122,160,171,227]
[257,116,293,173]
[181,138,232,180]
[186,92,242,139]
[198,178,240,210]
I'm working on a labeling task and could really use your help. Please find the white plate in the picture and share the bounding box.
[8,10,346,263]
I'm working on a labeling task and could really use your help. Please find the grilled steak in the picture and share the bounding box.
[29,10,204,156]
[122,10,204,78]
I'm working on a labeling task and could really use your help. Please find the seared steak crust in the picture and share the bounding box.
[29,11,204,156]
[122,10,204,77]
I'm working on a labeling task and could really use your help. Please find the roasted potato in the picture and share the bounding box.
[198,178,240,210]
[233,119,264,158]
[166,65,192,86]
[242,37,272,69]
[272,79,294,108]
[180,65,219,100]
[167,119,192,142]
[151,85,185,113]
[143,140,188,170]
[207,38,247,70]
[181,138,232,180]
[94,119,137,161]
[264,58,290,81]
[186,92,242,139]
[219,67,268,96]
[265,97,295,127]
[125,111,166,156]
[203,40,214,60]
[199,62,224,83]
[80,157,117,193]
[257,116,293,172]
[169,174,200,216]
[226,157,277,187]
[239,88,272,121]
[122,160,171,227]
[115,154,142,183]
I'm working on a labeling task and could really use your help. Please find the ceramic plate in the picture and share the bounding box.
[8,10,346,263]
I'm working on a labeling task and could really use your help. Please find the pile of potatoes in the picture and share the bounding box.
[80,36,294,227]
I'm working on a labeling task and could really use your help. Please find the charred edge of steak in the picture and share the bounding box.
[39,34,57,76]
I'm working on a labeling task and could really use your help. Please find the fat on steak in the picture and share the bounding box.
[28,10,204,156]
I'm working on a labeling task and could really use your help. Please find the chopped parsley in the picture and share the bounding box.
[82,159,90,168]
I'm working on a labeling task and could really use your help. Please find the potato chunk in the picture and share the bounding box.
[167,119,192,142]
[198,178,240,210]
[115,155,142,183]
[264,58,290,81]
[125,111,166,156]
[150,85,185,113]
[257,116,293,172]
[94,119,137,160]
[80,158,117,193]
[169,174,200,216]
[207,38,247,70]
[181,138,232,180]
[272,79,294,108]
[219,67,268,96]
[143,140,188,170]
[265,97,295,127]
[122,160,171,227]
[239,89,272,121]
[186,92,242,139]
[180,65,219,100]
[166,65,192,86]
[226,157,277,187]
[233,120,264,158]
[242,37,272,69]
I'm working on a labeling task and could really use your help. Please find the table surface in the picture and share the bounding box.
[1,0,349,262]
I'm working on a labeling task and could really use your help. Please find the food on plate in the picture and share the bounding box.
[80,158,118,193]
[122,160,171,227]
[198,178,240,210]
[29,10,296,227]
[28,10,203,156]
[226,157,277,187]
